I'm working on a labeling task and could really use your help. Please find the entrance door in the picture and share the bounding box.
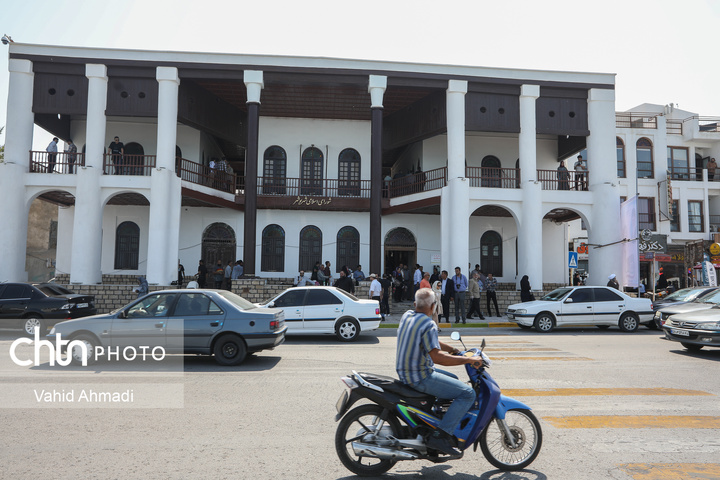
[481,231,503,277]
[384,228,417,275]
[301,147,324,196]
[481,156,501,188]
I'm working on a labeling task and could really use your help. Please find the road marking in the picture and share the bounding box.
[492,356,592,361]
[544,416,720,429]
[504,388,712,397]
[619,463,720,479]
[484,347,561,352]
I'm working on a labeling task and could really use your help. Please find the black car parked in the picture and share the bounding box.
[0,283,97,335]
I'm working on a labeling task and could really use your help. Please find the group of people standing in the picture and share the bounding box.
[193,259,244,290]
[433,265,502,324]
[557,154,587,191]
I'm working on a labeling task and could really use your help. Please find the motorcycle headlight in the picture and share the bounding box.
[515,309,527,314]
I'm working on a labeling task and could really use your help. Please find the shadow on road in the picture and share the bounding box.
[335,466,547,480]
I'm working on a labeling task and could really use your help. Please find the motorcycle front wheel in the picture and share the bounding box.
[335,404,402,477]
[480,408,542,471]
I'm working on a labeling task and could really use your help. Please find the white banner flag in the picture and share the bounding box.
[620,196,639,287]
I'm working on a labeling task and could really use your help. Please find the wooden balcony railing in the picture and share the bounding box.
[666,120,683,135]
[616,113,658,129]
[256,176,372,198]
[537,169,589,191]
[466,167,520,189]
[694,116,720,133]
[176,157,237,194]
[386,167,446,198]
[668,166,704,181]
[103,154,156,176]
[29,151,85,174]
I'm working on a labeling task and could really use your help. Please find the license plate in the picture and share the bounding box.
[76,303,89,308]
[336,390,348,414]
[507,314,514,319]
[671,328,690,337]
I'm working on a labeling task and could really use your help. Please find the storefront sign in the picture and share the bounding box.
[291,196,332,207]
[638,230,667,253]
[573,238,589,260]
[710,243,720,256]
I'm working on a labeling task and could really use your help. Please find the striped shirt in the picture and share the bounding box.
[396,310,440,385]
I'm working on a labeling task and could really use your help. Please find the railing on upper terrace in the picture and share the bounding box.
[537,169,589,191]
[668,166,705,181]
[710,215,720,232]
[666,120,683,135]
[690,116,720,133]
[465,166,520,189]
[29,151,86,174]
[176,157,238,194]
[102,154,156,176]
[616,113,658,129]
[386,167,446,198]
[257,176,373,198]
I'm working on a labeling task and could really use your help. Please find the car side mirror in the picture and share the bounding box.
[267,301,275,308]
[119,310,128,319]
[564,298,574,303]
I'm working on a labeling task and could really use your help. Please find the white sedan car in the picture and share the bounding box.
[259,286,381,341]
[506,286,654,333]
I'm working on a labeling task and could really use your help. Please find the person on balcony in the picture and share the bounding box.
[46,137,58,173]
[108,136,124,175]
[64,139,77,174]
[557,161,570,190]
[707,157,717,181]
[574,155,587,191]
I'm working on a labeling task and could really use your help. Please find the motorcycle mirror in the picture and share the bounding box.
[481,338,486,352]
[450,331,461,341]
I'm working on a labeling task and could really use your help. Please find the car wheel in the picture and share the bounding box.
[533,313,555,333]
[618,313,639,332]
[336,318,360,342]
[681,342,704,352]
[69,334,99,366]
[213,334,247,366]
[23,316,45,336]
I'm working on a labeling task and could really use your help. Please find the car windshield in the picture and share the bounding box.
[664,288,711,303]
[698,289,720,304]
[541,288,573,301]
[335,288,360,302]
[215,290,256,310]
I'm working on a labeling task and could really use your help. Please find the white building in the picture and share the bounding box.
[1,43,627,289]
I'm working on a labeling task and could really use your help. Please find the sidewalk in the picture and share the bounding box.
[379,311,515,329]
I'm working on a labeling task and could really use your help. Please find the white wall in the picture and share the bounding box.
[542,220,569,284]
[468,215,518,283]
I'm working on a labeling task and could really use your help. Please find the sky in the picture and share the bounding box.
[1,0,719,148]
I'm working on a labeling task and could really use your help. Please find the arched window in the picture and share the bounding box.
[338,148,361,196]
[114,221,140,270]
[202,223,236,269]
[480,231,502,277]
[123,142,145,176]
[616,137,626,178]
[263,146,287,195]
[299,226,322,272]
[337,226,360,270]
[481,155,502,188]
[301,147,324,196]
[261,224,285,272]
[636,137,653,179]
[384,227,417,275]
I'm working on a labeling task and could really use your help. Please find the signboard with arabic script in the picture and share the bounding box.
[638,230,667,253]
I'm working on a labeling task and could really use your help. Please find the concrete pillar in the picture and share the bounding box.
[243,70,263,276]
[517,85,542,289]
[0,59,34,281]
[441,80,469,272]
[70,64,107,284]
[368,75,386,275]
[146,67,181,284]
[587,88,622,286]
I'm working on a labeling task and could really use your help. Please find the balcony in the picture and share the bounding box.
[102,154,156,176]
[616,112,658,129]
[466,167,520,189]
[177,157,239,194]
[537,169,589,191]
[694,116,720,133]
[668,166,704,181]
[387,167,447,198]
[29,151,85,174]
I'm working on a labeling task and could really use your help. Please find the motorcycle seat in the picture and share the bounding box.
[357,372,435,401]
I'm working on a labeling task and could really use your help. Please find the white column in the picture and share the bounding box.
[147,67,182,285]
[0,59,34,281]
[70,64,107,284]
[517,85,542,289]
[441,80,469,272]
[587,88,623,286]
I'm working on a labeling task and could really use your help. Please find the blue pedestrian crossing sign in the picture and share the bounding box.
[568,252,578,269]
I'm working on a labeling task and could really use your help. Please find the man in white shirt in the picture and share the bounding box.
[369,274,384,321]
[295,270,311,286]
[413,264,423,301]
[574,154,587,191]
[46,137,59,173]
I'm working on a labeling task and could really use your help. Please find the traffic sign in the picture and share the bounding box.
[710,243,720,256]
[568,252,578,269]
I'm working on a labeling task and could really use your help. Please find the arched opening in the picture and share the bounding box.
[299,226,322,271]
[114,221,140,270]
[470,204,519,281]
[124,141,145,176]
[337,226,360,270]
[263,146,287,195]
[202,223,236,272]
[617,137,626,178]
[384,227,416,276]
[481,155,502,188]
[636,137,653,179]
[338,148,361,196]
[26,190,76,282]
[301,147,324,196]
[480,231,503,277]
[261,224,285,272]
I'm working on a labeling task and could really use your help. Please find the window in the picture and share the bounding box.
[688,201,704,232]
[299,226,322,272]
[638,197,656,231]
[174,293,223,316]
[114,221,140,270]
[202,223,236,269]
[263,146,287,195]
[481,155,502,188]
[616,137,626,178]
[569,288,593,303]
[273,290,306,308]
[305,289,342,306]
[670,200,679,232]
[261,224,285,272]
[593,288,622,302]
[337,226,360,271]
[127,293,176,318]
[667,146,689,180]
[636,138,654,179]
[301,147,324,196]
[0,284,31,299]
[338,148,361,196]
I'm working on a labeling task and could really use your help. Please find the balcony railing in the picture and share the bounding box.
[666,120,683,135]
[639,213,656,231]
[710,215,720,232]
[29,151,85,174]
[103,154,156,176]
[466,167,520,189]
[257,176,372,198]
[616,113,658,129]
[694,116,720,133]
[387,167,447,198]
[537,169,589,191]
[176,157,237,194]
[668,166,704,181]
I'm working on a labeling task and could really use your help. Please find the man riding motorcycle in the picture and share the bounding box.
[396,288,483,455]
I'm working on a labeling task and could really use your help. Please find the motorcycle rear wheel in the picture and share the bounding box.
[335,404,402,476]
[480,408,542,471]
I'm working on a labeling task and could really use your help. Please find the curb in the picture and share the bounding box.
[379,321,515,329]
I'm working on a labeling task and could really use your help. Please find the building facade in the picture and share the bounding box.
[1,43,626,288]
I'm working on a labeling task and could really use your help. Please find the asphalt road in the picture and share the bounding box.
[0,326,719,480]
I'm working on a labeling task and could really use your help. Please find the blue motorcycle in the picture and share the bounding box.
[334,332,542,476]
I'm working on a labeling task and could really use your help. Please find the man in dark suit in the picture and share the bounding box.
[439,270,455,322]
